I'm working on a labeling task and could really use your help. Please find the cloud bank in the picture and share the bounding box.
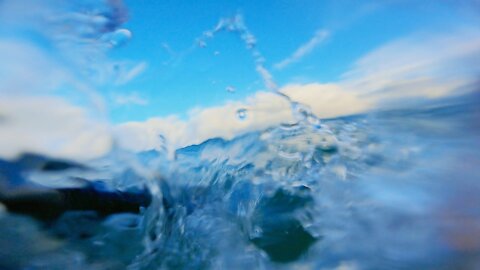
[341,28,480,103]
[115,28,480,154]
[0,96,112,161]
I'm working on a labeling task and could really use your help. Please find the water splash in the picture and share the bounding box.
[103,28,132,48]
[197,39,207,48]
[198,13,324,129]
[225,86,236,93]
[236,108,248,120]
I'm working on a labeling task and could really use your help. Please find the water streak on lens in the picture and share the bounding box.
[236,108,247,120]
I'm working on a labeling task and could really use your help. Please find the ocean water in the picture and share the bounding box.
[1,97,479,269]
[1,0,480,269]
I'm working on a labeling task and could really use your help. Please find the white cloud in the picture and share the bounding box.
[113,92,293,153]
[0,96,112,161]
[281,83,372,118]
[114,116,187,154]
[112,84,371,153]
[274,29,329,70]
[114,28,480,154]
[340,28,480,103]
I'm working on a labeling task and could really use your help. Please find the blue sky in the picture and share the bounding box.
[105,0,478,123]
[1,0,479,159]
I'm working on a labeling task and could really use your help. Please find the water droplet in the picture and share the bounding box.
[236,108,247,120]
[197,39,207,48]
[107,29,132,47]
[93,240,105,246]
[204,31,214,38]
[318,132,338,152]
[332,165,347,180]
[306,114,321,128]
[291,102,323,129]
[226,86,235,93]
[243,33,256,49]
[251,226,263,238]
[291,102,310,121]
[227,24,236,32]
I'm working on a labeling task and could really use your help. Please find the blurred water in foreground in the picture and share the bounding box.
[1,95,479,269]
[1,0,480,269]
